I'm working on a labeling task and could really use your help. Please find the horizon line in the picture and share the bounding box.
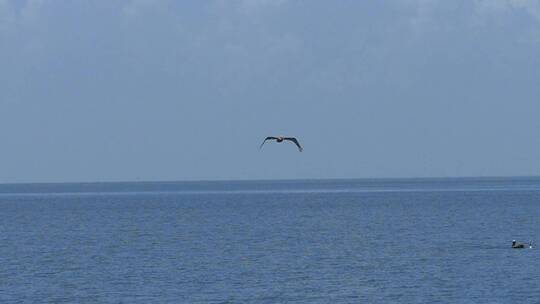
[2,174,540,187]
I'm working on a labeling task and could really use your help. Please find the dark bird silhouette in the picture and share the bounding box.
[260,136,303,152]
[512,240,531,249]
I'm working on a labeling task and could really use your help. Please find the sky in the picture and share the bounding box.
[1,0,540,183]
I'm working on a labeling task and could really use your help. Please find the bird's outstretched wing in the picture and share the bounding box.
[260,137,278,149]
[284,137,303,152]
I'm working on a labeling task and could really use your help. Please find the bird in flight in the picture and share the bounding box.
[260,136,303,152]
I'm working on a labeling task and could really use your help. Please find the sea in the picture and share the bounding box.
[0,177,539,303]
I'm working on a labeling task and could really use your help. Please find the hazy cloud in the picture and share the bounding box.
[122,0,171,18]
[0,0,14,33]
[475,0,540,20]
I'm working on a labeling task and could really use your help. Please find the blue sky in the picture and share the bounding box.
[1,0,540,182]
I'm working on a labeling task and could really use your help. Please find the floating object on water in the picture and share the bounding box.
[260,136,303,152]
[512,240,532,249]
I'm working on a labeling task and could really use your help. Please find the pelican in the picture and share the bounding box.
[512,240,532,249]
[260,136,303,152]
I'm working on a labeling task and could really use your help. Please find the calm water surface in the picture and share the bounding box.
[1,178,539,303]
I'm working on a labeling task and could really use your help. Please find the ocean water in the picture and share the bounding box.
[0,178,539,303]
